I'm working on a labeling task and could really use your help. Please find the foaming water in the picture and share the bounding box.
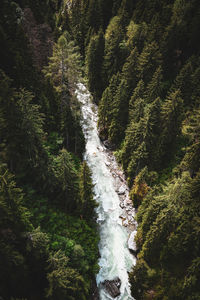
[76,83,136,300]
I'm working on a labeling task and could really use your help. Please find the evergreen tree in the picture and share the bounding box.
[86,29,105,103]
[98,72,121,139]
[121,47,139,87]
[121,97,161,181]
[129,80,145,122]
[160,89,184,159]
[51,149,79,211]
[126,21,148,53]
[144,66,163,103]
[79,161,97,220]
[180,108,200,176]
[107,79,131,145]
[87,0,103,32]
[43,32,83,152]
[46,250,87,300]
[67,0,88,56]
[170,56,200,107]
[43,32,82,99]
[103,16,125,85]
[137,41,162,84]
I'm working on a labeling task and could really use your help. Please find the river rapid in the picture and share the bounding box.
[76,83,137,300]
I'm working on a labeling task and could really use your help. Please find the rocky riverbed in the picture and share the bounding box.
[100,142,138,256]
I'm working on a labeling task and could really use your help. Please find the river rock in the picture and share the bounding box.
[118,186,126,195]
[123,219,129,227]
[128,231,137,254]
[119,212,127,219]
[103,140,115,150]
[120,201,125,208]
[102,278,121,298]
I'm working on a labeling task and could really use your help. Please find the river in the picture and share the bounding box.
[76,83,137,300]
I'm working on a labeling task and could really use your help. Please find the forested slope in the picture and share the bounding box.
[1,0,200,299]
[0,1,99,299]
[66,0,200,299]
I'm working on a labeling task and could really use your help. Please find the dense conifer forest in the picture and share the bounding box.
[0,0,200,299]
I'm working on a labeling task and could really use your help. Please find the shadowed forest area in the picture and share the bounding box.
[0,0,200,299]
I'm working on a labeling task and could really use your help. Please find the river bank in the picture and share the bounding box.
[77,83,137,299]
[99,143,138,253]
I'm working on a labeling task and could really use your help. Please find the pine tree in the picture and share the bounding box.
[129,80,145,122]
[67,0,88,55]
[52,149,79,211]
[86,29,105,102]
[98,72,121,139]
[87,0,103,32]
[43,32,83,151]
[101,47,139,145]
[43,32,82,100]
[170,56,200,107]
[129,167,150,208]
[121,97,161,180]
[144,66,163,103]
[0,164,31,233]
[121,47,139,87]
[160,89,184,155]
[79,161,97,220]
[137,41,162,84]
[103,16,125,85]
[126,21,148,53]
[107,79,130,145]
[46,250,87,300]
[181,108,200,176]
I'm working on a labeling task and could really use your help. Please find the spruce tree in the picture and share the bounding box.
[98,72,121,139]
[129,80,145,122]
[103,16,125,85]
[126,21,148,53]
[79,161,97,220]
[137,41,162,84]
[144,66,163,103]
[86,29,105,103]
[43,32,82,99]
[160,89,184,156]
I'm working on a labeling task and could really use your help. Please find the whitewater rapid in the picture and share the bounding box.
[76,83,136,300]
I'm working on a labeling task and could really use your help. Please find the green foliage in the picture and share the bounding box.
[51,148,79,210]
[126,21,148,52]
[131,172,200,299]
[46,250,87,300]
[137,41,162,84]
[86,29,105,102]
[98,72,121,140]
[0,2,98,299]
[82,1,200,298]
[43,32,82,95]
[103,15,126,84]
[129,167,150,208]
[78,161,98,220]
[0,164,32,233]
[1,0,200,299]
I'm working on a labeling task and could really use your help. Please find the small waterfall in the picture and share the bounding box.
[76,83,137,300]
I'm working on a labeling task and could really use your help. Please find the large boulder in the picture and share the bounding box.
[102,278,121,298]
[128,231,137,255]
[103,140,115,150]
[92,279,100,300]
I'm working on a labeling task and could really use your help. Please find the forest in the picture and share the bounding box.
[0,0,200,299]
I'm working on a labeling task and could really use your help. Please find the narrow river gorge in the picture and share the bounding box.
[76,83,137,300]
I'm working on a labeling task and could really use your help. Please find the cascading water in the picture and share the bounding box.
[76,83,137,300]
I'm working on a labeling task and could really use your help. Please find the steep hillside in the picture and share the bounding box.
[69,0,200,299]
[0,1,99,299]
